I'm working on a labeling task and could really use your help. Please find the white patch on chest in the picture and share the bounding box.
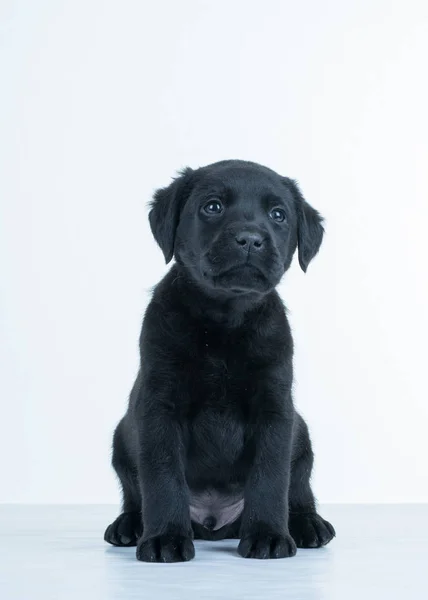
[189,489,244,530]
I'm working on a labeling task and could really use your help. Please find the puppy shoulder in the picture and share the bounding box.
[140,269,193,353]
[247,292,293,364]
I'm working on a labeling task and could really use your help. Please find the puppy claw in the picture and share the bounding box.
[238,533,297,559]
[289,512,335,548]
[137,534,195,563]
[104,512,142,547]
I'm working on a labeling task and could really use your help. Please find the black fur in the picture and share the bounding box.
[104,160,335,562]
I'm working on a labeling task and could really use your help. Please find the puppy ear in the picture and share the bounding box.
[284,178,324,272]
[149,167,194,263]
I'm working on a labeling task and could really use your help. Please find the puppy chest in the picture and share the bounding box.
[188,340,252,404]
[187,410,245,470]
[182,335,252,476]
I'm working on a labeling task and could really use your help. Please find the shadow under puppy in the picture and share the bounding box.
[104,160,335,562]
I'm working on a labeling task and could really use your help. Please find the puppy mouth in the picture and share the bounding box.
[205,262,273,294]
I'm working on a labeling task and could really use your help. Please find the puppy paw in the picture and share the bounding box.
[104,512,142,547]
[238,533,297,559]
[289,512,335,548]
[136,534,195,563]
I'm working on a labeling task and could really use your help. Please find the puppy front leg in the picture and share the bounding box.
[239,412,296,559]
[136,407,194,563]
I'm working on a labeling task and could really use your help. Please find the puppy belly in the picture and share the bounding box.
[190,490,244,530]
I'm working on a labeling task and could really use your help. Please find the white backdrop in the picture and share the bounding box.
[1,0,427,504]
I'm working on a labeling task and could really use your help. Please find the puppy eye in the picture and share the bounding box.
[269,208,286,222]
[203,200,223,214]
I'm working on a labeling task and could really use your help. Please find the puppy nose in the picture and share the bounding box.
[235,231,264,250]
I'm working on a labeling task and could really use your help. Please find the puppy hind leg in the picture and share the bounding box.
[288,415,335,548]
[104,420,142,547]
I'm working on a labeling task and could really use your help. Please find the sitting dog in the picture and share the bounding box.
[104,159,335,562]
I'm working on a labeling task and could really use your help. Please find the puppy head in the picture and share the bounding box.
[149,160,324,295]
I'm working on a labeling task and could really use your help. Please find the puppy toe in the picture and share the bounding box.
[289,513,335,548]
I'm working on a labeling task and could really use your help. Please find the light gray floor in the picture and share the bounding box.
[0,504,427,599]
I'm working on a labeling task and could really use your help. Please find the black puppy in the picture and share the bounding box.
[104,160,335,562]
